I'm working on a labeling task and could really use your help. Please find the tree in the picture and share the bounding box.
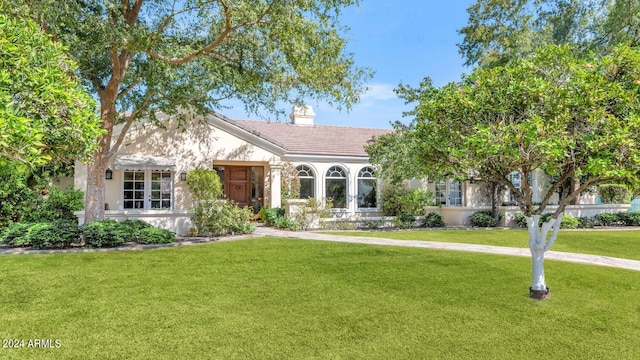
[394,44,640,298]
[0,9,102,166]
[12,0,371,223]
[457,0,637,68]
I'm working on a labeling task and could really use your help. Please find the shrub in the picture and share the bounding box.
[1,222,34,247]
[24,220,81,249]
[513,213,528,228]
[134,227,175,244]
[186,168,223,201]
[259,207,285,226]
[119,219,152,242]
[22,186,84,223]
[560,215,579,229]
[382,184,432,216]
[423,212,445,228]
[274,216,300,231]
[191,201,255,236]
[360,219,385,229]
[394,213,416,229]
[82,220,128,248]
[594,213,621,226]
[470,211,499,227]
[598,184,631,204]
[618,212,640,226]
[578,217,595,228]
[320,221,358,230]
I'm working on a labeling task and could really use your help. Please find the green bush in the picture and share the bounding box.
[470,211,499,227]
[598,184,631,204]
[578,217,595,228]
[513,213,528,228]
[618,212,640,226]
[394,213,416,229]
[134,227,175,244]
[186,168,223,201]
[423,212,445,228]
[191,201,255,236]
[24,220,81,249]
[382,184,432,216]
[560,215,579,229]
[274,216,300,231]
[119,219,152,242]
[22,186,84,223]
[259,207,285,226]
[82,220,128,248]
[594,213,621,226]
[360,219,385,229]
[1,222,34,247]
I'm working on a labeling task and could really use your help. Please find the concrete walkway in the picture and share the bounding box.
[2,226,640,272]
[253,226,640,272]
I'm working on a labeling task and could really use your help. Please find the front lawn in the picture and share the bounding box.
[323,229,640,260]
[1,238,639,359]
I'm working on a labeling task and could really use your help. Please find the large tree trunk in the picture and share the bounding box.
[84,154,109,224]
[526,214,563,299]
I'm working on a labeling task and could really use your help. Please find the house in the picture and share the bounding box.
[74,106,392,235]
[74,106,629,234]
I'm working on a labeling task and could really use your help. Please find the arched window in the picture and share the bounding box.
[296,165,315,199]
[325,166,347,208]
[357,167,377,208]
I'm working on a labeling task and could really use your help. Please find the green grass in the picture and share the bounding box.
[1,238,640,359]
[323,229,640,260]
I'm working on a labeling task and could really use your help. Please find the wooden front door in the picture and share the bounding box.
[227,166,251,207]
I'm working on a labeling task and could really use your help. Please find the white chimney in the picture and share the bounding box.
[289,105,315,125]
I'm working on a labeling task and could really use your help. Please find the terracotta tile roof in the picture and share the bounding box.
[223,118,393,157]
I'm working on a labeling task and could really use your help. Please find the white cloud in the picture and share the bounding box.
[361,83,398,101]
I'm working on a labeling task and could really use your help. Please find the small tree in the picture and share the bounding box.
[186,168,223,202]
[394,44,640,298]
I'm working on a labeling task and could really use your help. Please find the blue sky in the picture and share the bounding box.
[221,1,475,129]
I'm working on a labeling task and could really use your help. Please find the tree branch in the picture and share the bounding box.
[144,0,273,65]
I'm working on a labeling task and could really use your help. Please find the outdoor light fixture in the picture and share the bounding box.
[105,168,113,180]
[180,172,187,181]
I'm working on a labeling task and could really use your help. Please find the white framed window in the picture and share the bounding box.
[357,167,377,208]
[296,165,315,199]
[325,166,347,209]
[435,179,462,206]
[123,170,173,210]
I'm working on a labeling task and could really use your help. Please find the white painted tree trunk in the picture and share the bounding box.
[526,214,563,292]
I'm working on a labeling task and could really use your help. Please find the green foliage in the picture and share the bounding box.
[366,122,426,184]
[259,207,286,226]
[514,213,528,228]
[21,186,84,223]
[82,220,128,248]
[2,220,81,249]
[360,219,385,229]
[280,162,301,202]
[598,184,631,204]
[560,215,579,229]
[618,212,640,226]
[134,227,175,245]
[381,184,432,216]
[394,213,416,229]
[0,222,33,247]
[120,219,153,235]
[400,44,640,218]
[594,213,622,226]
[578,217,595,229]
[0,9,102,166]
[186,169,223,201]
[274,216,300,231]
[25,220,81,249]
[320,221,358,230]
[470,211,498,227]
[191,201,255,237]
[423,212,445,228]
